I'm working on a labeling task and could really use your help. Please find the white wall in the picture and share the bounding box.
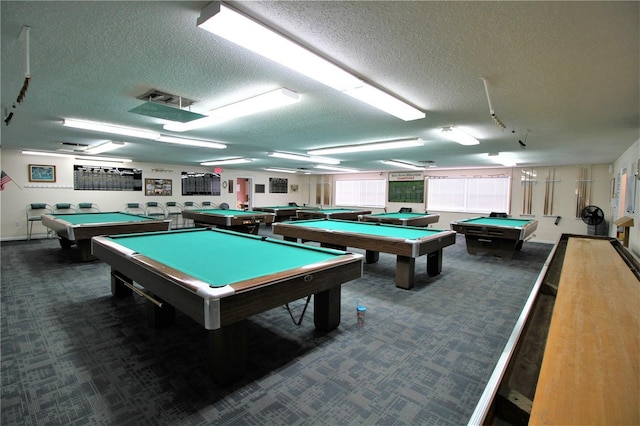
[0,149,309,240]
[611,139,640,258]
[3,147,637,255]
[320,164,613,244]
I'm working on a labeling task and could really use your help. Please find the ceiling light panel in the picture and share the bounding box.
[63,119,160,140]
[267,151,340,165]
[308,138,423,155]
[200,158,252,166]
[198,2,424,121]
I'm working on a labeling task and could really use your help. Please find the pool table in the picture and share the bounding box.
[92,228,363,384]
[450,216,538,258]
[272,219,456,289]
[296,208,372,221]
[181,208,275,234]
[41,212,171,261]
[253,205,320,222]
[361,212,440,227]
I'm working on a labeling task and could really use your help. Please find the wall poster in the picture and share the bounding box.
[145,178,172,196]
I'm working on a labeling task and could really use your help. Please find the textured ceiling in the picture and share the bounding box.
[1,1,638,172]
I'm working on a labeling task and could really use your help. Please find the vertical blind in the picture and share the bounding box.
[427,176,511,213]
[335,179,386,207]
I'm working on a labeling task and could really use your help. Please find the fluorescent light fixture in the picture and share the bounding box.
[75,155,132,163]
[198,3,360,91]
[63,119,160,140]
[441,127,479,146]
[163,88,299,132]
[156,135,226,149]
[489,153,517,167]
[85,141,125,155]
[197,2,424,121]
[268,151,340,165]
[163,115,227,132]
[210,88,299,120]
[22,150,72,158]
[22,150,131,162]
[381,160,424,170]
[314,165,359,173]
[200,158,252,166]
[308,138,423,156]
[343,83,425,121]
[264,168,298,174]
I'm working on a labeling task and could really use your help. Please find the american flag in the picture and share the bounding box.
[0,170,12,190]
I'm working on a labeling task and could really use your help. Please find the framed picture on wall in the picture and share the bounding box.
[145,178,172,196]
[28,164,56,182]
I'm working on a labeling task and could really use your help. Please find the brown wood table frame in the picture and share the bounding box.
[92,229,363,384]
[272,220,456,290]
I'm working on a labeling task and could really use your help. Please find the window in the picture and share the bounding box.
[335,179,386,208]
[427,176,511,213]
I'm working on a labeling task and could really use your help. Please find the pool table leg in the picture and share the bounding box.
[313,287,341,331]
[395,256,415,290]
[76,239,96,262]
[146,299,175,328]
[426,249,443,276]
[111,269,133,298]
[365,250,379,264]
[208,320,247,384]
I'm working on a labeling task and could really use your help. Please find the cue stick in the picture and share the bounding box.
[112,272,164,307]
[550,168,555,214]
[527,169,533,214]
[522,172,527,214]
[544,170,549,215]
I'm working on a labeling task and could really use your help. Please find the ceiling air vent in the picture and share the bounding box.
[57,142,89,153]
[130,89,206,123]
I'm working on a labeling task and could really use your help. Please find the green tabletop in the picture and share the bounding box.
[286,219,447,239]
[104,229,346,287]
[317,209,365,213]
[49,212,158,224]
[190,208,266,216]
[459,217,533,227]
[367,212,431,219]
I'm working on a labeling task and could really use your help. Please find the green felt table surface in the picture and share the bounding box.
[49,212,158,225]
[367,212,432,219]
[105,229,346,287]
[317,209,365,213]
[190,209,266,216]
[459,217,533,227]
[285,219,447,239]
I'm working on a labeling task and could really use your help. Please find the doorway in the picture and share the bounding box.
[236,177,253,210]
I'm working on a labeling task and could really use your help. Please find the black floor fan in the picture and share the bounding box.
[580,205,607,235]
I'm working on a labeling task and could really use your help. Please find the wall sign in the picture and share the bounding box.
[73,165,142,191]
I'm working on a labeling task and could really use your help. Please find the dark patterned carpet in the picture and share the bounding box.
[1,229,552,425]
